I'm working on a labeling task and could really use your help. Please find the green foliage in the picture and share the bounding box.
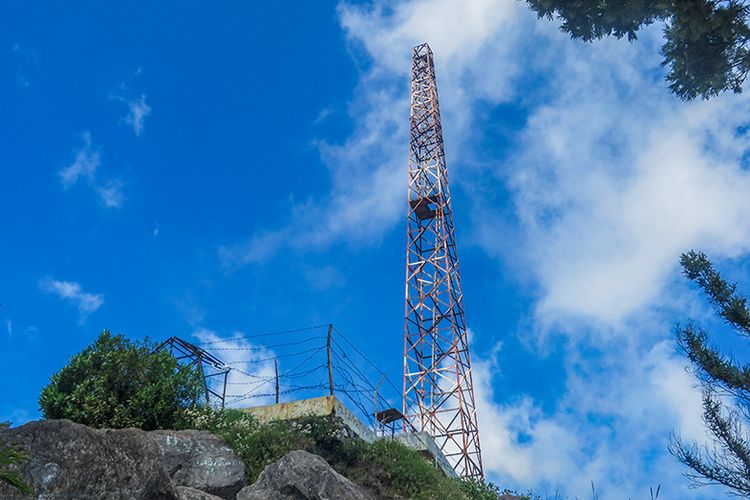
[663,1,750,100]
[670,251,750,495]
[39,330,203,430]
[681,251,750,331]
[359,439,466,499]
[527,0,668,41]
[0,439,32,495]
[184,408,508,499]
[455,478,517,500]
[525,0,750,100]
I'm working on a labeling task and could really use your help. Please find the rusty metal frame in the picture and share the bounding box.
[156,336,230,409]
[402,42,484,480]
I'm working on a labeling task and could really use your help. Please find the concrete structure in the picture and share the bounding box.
[242,396,376,442]
[240,395,457,478]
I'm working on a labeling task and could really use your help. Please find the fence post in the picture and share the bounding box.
[196,352,210,406]
[221,370,228,409]
[274,358,280,404]
[374,375,384,433]
[327,324,334,396]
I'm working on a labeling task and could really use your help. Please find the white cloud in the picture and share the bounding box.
[221,0,523,268]
[59,132,124,208]
[472,330,721,498]
[303,265,345,291]
[59,131,100,189]
[193,328,278,408]
[502,38,750,330]
[109,70,150,137]
[313,106,334,124]
[39,277,104,321]
[220,231,288,269]
[96,178,125,209]
[5,319,11,336]
[124,94,151,136]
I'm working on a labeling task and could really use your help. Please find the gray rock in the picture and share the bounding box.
[0,419,245,500]
[142,468,181,500]
[151,430,246,498]
[175,486,225,500]
[237,449,372,500]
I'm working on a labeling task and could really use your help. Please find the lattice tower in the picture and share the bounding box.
[402,42,483,479]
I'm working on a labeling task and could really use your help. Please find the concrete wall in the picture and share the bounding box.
[394,432,457,479]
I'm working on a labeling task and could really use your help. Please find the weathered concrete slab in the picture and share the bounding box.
[241,395,376,442]
[394,432,458,478]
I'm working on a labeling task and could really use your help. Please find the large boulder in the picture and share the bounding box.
[237,450,372,500]
[0,419,245,500]
[150,429,245,498]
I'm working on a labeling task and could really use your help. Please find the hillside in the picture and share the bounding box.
[0,414,524,500]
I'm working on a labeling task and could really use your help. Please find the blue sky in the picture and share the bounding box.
[4,1,750,498]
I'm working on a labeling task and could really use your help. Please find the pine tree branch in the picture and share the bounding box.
[681,251,750,336]
[678,324,750,401]
[670,390,750,495]
[703,393,750,477]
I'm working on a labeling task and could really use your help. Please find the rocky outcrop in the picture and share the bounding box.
[149,429,245,497]
[237,449,373,500]
[0,419,245,500]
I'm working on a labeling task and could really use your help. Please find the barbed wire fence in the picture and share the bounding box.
[175,324,405,433]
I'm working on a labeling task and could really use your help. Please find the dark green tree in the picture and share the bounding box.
[39,330,203,430]
[670,251,750,495]
[526,0,750,100]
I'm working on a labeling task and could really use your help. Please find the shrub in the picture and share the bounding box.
[39,330,203,430]
[0,439,32,495]
[454,478,532,500]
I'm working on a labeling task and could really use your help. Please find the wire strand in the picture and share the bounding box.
[195,324,330,346]
[208,336,326,351]
[332,326,402,396]
[221,346,324,366]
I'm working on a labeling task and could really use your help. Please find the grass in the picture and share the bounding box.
[181,407,523,499]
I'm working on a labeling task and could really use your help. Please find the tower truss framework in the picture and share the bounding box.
[155,337,229,409]
[402,43,483,480]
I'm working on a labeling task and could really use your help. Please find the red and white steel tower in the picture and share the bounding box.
[402,43,484,479]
